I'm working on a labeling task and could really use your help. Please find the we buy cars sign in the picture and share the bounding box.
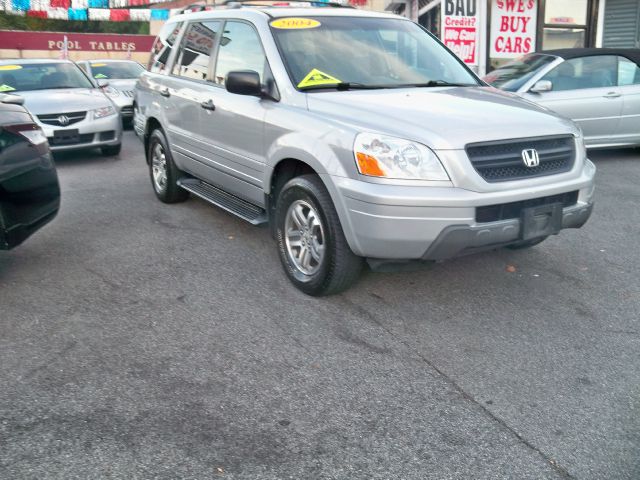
[441,0,481,68]
[490,0,538,58]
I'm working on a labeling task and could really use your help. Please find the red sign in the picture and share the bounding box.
[441,0,480,67]
[0,30,155,53]
[490,0,537,58]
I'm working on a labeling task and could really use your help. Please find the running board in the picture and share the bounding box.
[177,178,268,226]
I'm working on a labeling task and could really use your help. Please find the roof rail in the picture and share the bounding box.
[221,0,353,8]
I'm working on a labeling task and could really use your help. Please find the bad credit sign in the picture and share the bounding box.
[441,0,481,67]
[490,0,537,58]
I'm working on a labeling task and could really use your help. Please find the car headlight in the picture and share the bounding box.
[93,106,116,119]
[354,132,449,181]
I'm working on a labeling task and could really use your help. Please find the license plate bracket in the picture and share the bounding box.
[53,129,79,145]
[521,203,563,241]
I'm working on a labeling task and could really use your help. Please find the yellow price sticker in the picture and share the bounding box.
[0,84,16,92]
[271,18,321,29]
[298,69,341,89]
[0,65,22,71]
[91,63,108,67]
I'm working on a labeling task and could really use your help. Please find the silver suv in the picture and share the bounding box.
[135,5,595,296]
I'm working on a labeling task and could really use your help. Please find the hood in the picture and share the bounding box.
[19,88,112,115]
[105,79,137,91]
[306,86,579,150]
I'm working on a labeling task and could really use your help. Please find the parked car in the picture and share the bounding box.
[0,93,60,250]
[135,5,595,296]
[0,59,122,156]
[77,59,145,125]
[483,48,640,148]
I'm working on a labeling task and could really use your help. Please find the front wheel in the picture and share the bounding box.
[147,129,188,204]
[275,174,363,296]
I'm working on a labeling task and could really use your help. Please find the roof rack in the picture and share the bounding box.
[221,0,352,8]
[179,0,352,14]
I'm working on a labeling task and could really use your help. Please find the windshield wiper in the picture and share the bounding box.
[299,82,391,92]
[408,80,476,88]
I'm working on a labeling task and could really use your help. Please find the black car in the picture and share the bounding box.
[0,93,60,250]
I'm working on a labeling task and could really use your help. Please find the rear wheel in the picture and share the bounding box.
[148,129,188,203]
[101,143,121,156]
[275,174,362,296]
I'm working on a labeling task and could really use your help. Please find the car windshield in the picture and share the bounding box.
[0,62,94,93]
[483,54,557,91]
[270,16,479,91]
[89,61,145,80]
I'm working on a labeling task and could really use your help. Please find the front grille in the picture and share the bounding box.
[466,135,575,182]
[120,106,134,116]
[476,191,579,223]
[48,133,94,146]
[38,111,86,127]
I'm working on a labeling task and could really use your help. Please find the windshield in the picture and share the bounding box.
[89,61,145,80]
[0,62,94,92]
[483,54,557,91]
[270,16,479,90]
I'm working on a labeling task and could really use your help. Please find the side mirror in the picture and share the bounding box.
[96,79,109,88]
[226,70,262,97]
[530,80,552,93]
[0,93,24,105]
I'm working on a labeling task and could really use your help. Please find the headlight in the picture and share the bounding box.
[354,132,449,181]
[93,106,116,119]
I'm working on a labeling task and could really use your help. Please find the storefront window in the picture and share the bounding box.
[543,28,586,49]
[544,0,588,26]
[541,0,590,50]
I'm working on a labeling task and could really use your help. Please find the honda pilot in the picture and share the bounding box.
[135,4,595,296]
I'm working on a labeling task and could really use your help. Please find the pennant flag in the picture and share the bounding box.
[67,7,87,19]
[47,7,69,18]
[27,9,47,17]
[50,0,70,7]
[88,7,110,19]
[129,8,150,20]
[109,8,129,20]
[150,8,167,20]
[71,0,87,8]
[88,0,108,6]
[12,0,31,11]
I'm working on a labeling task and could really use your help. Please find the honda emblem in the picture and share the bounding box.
[522,149,540,167]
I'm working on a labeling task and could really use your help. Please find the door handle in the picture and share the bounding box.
[159,87,170,98]
[200,99,216,111]
[603,92,621,98]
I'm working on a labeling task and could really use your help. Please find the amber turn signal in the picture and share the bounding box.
[355,152,386,177]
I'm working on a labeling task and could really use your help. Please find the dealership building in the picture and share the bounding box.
[388,0,640,74]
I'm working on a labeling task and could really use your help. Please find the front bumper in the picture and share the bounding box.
[37,113,122,152]
[327,160,596,260]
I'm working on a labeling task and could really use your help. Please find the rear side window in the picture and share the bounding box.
[172,21,221,81]
[617,57,640,86]
[214,21,267,86]
[149,22,183,74]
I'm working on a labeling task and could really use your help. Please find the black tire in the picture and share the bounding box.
[147,129,188,204]
[506,236,548,250]
[101,143,121,156]
[275,174,363,296]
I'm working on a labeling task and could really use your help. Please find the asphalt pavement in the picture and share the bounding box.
[1,131,638,479]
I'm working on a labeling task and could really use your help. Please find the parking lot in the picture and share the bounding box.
[0,130,638,479]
